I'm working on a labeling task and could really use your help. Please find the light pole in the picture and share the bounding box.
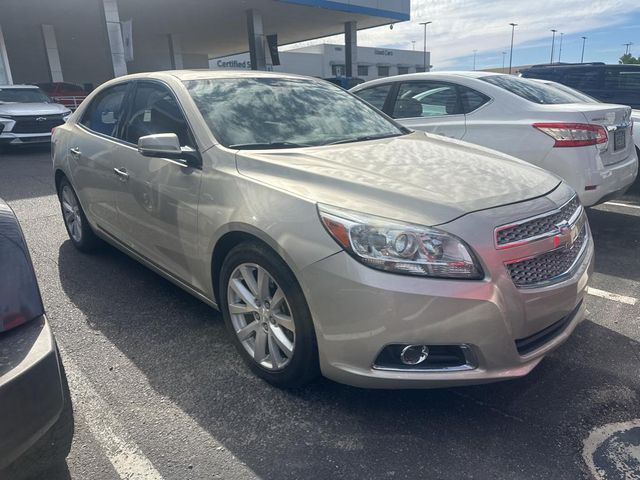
[624,42,633,55]
[502,51,506,71]
[508,23,517,74]
[419,21,432,72]
[558,32,564,63]
[550,29,557,64]
[581,36,587,63]
[473,49,477,70]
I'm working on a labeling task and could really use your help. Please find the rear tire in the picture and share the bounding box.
[57,177,102,252]
[219,241,319,388]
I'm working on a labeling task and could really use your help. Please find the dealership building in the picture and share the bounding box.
[0,0,410,89]
[211,43,429,81]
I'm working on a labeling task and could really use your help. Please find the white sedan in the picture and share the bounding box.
[351,72,638,206]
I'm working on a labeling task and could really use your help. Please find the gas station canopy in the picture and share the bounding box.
[0,0,410,86]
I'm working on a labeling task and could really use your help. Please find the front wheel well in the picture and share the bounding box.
[54,169,67,194]
[211,231,274,303]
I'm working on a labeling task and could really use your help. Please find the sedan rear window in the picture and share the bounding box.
[185,77,405,148]
[480,75,581,104]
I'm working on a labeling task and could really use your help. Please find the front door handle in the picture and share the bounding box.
[69,147,81,155]
[113,167,129,182]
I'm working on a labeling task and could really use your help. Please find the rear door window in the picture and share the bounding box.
[353,84,392,111]
[393,81,462,118]
[561,68,604,91]
[458,86,490,113]
[604,68,640,93]
[80,83,129,137]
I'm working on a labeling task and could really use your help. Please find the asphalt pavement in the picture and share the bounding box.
[1,145,639,480]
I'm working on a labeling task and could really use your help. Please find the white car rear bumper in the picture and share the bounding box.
[543,146,638,206]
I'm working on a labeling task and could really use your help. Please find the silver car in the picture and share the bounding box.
[51,71,594,389]
[0,85,71,146]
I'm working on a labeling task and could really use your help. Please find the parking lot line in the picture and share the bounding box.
[587,287,637,306]
[58,344,258,480]
[605,201,640,210]
[60,348,164,480]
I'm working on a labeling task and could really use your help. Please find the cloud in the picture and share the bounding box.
[284,0,640,68]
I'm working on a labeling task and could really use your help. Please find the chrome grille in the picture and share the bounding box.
[507,225,587,288]
[496,196,581,247]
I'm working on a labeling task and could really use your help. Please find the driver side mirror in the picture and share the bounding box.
[137,133,201,167]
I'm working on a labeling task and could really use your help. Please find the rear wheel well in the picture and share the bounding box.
[211,231,274,303]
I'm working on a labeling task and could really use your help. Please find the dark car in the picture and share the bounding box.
[37,82,87,110]
[520,63,640,109]
[0,198,73,477]
[323,76,365,89]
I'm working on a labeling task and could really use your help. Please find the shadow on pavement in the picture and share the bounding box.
[55,238,640,480]
[587,206,640,282]
[0,145,54,202]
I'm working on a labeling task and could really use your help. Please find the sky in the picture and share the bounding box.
[284,0,640,71]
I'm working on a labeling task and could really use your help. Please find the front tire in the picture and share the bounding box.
[57,178,101,252]
[219,241,319,388]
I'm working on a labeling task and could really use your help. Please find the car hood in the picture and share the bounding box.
[0,102,69,116]
[235,131,561,226]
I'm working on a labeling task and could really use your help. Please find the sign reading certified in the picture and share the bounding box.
[216,60,252,69]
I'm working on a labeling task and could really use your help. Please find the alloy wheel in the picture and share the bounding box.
[61,185,82,243]
[227,263,296,370]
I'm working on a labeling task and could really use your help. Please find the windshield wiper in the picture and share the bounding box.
[228,141,311,150]
[326,133,405,145]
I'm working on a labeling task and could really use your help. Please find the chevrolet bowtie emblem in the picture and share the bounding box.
[554,221,579,249]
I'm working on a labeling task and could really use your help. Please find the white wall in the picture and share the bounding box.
[0,26,12,84]
[210,43,428,81]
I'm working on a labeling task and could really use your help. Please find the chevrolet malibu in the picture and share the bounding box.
[52,71,594,389]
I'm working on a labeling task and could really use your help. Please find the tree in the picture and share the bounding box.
[619,53,640,64]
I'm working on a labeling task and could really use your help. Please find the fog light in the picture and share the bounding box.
[400,345,429,365]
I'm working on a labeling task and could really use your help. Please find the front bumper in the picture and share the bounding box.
[0,315,64,470]
[300,187,594,389]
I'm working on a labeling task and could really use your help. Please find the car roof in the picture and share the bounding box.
[103,69,318,83]
[351,71,500,89]
[167,69,313,81]
[523,63,640,70]
[0,84,40,89]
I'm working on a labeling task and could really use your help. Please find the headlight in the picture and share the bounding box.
[62,112,72,122]
[318,204,483,279]
[0,116,13,134]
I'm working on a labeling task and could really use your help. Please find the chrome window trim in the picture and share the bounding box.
[494,194,581,249]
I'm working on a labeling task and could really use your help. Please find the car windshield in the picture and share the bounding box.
[185,77,406,148]
[0,88,52,103]
[480,75,583,104]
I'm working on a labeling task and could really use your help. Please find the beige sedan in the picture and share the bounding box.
[52,71,593,388]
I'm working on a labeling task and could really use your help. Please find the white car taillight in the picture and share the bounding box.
[533,123,608,148]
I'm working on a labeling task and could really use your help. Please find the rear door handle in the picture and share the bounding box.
[113,167,129,182]
[69,147,81,155]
